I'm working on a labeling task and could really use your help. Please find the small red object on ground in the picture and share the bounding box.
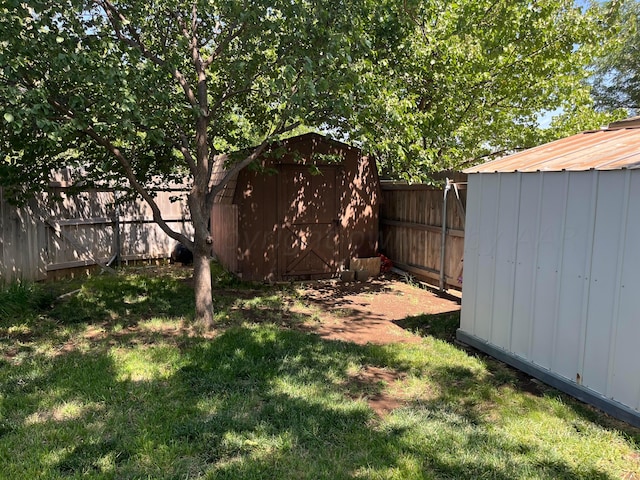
[378,253,393,273]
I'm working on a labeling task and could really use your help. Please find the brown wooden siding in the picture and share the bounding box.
[210,204,239,275]
[212,133,380,281]
[341,152,380,262]
[233,167,279,281]
[379,179,466,290]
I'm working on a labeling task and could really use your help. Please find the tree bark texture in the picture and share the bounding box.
[189,184,215,328]
[192,242,214,329]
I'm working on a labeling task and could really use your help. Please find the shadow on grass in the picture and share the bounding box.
[50,271,196,324]
[394,311,461,343]
[0,321,626,479]
[395,310,640,446]
[0,264,284,348]
[0,271,636,478]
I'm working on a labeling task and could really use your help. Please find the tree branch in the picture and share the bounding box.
[95,0,199,108]
[191,1,198,35]
[210,84,255,115]
[206,120,301,210]
[83,126,194,248]
[46,96,193,248]
[203,23,245,68]
[173,6,204,78]
[177,129,198,173]
[97,0,163,65]
[207,137,271,205]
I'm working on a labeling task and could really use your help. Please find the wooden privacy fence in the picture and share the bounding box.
[379,174,467,290]
[0,178,192,283]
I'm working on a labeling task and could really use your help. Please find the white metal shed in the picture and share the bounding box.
[458,119,640,427]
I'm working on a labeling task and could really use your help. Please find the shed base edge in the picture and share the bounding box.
[455,329,640,428]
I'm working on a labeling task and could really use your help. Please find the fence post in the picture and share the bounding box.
[114,190,121,267]
[439,178,452,291]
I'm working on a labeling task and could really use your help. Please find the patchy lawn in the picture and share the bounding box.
[0,265,638,479]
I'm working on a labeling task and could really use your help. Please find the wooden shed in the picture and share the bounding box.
[210,133,380,281]
[458,118,640,427]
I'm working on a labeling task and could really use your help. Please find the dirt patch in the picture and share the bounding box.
[293,274,460,345]
[290,274,461,417]
[345,366,407,417]
[624,453,640,480]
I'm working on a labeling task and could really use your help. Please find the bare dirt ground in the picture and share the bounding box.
[292,274,461,346]
[291,274,462,416]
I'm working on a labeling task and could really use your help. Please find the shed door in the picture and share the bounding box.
[278,165,341,279]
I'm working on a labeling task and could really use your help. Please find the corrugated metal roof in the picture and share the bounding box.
[464,126,640,173]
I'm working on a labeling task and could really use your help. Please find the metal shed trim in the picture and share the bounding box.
[456,330,640,428]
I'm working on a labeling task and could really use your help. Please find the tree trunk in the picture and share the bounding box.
[188,179,215,329]
[193,242,214,329]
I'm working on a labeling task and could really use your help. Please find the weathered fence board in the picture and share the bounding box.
[379,176,466,290]
[0,184,192,283]
[0,192,46,282]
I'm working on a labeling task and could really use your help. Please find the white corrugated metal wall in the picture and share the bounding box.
[459,169,640,422]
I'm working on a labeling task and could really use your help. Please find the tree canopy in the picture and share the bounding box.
[0,1,369,198]
[0,0,626,324]
[0,0,373,325]
[591,0,640,114]
[351,0,619,180]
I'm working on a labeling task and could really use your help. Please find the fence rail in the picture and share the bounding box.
[379,176,466,290]
[0,180,192,283]
[2,172,467,287]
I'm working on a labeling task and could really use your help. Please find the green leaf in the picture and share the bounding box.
[353,0,614,178]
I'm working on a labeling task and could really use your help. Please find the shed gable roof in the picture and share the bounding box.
[211,133,360,204]
[464,125,640,174]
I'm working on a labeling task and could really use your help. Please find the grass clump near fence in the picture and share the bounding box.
[0,281,58,322]
[0,266,638,479]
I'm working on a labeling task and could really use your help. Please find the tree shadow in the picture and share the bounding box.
[1,320,630,479]
[1,270,636,478]
[49,271,196,324]
[394,310,640,446]
[394,311,461,343]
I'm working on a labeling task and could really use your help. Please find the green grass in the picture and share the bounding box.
[0,267,638,479]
